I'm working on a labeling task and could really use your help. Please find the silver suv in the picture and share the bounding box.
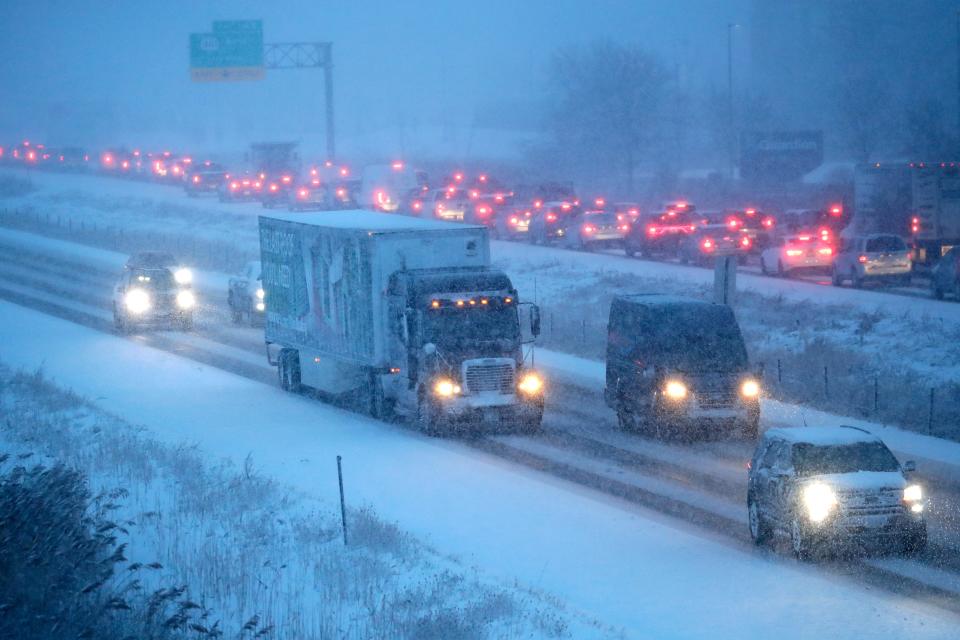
[832,233,911,287]
[747,426,926,559]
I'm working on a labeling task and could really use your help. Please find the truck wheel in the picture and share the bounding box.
[616,407,637,431]
[748,497,771,545]
[777,260,785,277]
[760,257,770,275]
[741,414,760,440]
[932,282,944,299]
[791,517,814,561]
[278,349,301,392]
[416,393,442,436]
[831,267,842,287]
[851,268,863,289]
[179,314,193,331]
[624,244,636,258]
[113,305,127,334]
[902,526,927,556]
[368,374,394,420]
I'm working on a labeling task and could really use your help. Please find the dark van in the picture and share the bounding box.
[604,294,761,439]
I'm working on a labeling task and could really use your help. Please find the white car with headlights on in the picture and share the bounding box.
[113,264,196,332]
[747,426,926,559]
[228,261,265,325]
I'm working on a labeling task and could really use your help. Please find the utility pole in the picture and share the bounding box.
[727,23,739,180]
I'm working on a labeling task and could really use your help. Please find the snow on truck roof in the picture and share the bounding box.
[765,426,881,447]
[259,209,485,233]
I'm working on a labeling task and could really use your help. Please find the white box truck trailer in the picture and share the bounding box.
[259,210,545,433]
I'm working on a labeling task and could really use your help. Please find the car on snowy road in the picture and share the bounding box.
[832,233,912,288]
[227,261,265,325]
[604,294,761,440]
[113,255,195,332]
[760,232,834,277]
[930,246,960,300]
[747,426,927,559]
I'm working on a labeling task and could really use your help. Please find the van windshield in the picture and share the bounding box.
[625,305,748,372]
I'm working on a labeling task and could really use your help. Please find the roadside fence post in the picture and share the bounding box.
[823,366,829,398]
[777,359,782,386]
[336,455,348,546]
[928,388,935,435]
[873,376,879,414]
[581,318,586,344]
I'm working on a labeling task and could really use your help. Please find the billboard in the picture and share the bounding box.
[740,130,824,183]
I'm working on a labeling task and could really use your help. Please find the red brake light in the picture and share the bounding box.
[230,182,239,190]
[618,223,631,232]
[818,247,833,256]
[478,174,487,183]
[391,161,404,171]
[561,202,571,210]
[858,255,868,263]
[339,167,349,177]
[702,238,714,250]
[269,184,278,192]
[594,197,606,208]
[281,175,292,184]
[830,204,843,216]
[533,200,543,208]
[192,175,200,184]
[545,213,558,222]
[911,216,920,234]
[786,249,803,257]
[583,224,596,234]
[469,190,479,199]
[453,172,464,182]
[509,216,519,225]
[727,217,741,229]
[299,188,309,198]
[647,225,658,236]
[745,208,756,215]
[337,187,347,198]
[741,236,751,247]
[478,206,490,216]
[762,216,775,228]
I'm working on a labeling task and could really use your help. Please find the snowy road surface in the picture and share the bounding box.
[1,299,958,639]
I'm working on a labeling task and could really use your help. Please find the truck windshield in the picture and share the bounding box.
[792,442,900,476]
[425,307,519,346]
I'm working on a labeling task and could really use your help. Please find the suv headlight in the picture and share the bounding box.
[517,372,544,395]
[802,482,837,523]
[256,287,265,300]
[741,379,760,398]
[433,378,461,398]
[124,288,150,314]
[174,267,193,285]
[903,484,923,513]
[176,290,196,309]
[664,379,687,400]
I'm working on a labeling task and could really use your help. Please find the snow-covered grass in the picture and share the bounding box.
[0,363,594,639]
[3,168,960,440]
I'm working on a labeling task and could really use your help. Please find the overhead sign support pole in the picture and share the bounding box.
[264,42,336,161]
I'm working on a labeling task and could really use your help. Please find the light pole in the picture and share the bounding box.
[728,23,739,179]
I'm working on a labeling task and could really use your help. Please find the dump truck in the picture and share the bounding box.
[259,210,545,434]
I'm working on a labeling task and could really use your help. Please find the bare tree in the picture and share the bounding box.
[543,41,668,193]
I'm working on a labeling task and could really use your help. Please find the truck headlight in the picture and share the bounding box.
[124,288,150,314]
[255,301,266,312]
[256,287,265,300]
[176,290,196,309]
[741,379,760,398]
[174,268,193,285]
[434,379,461,398]
[664,379,687,400]
[517,372,544,395]
[802,482,837,523]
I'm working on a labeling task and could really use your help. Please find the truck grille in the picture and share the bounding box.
[838,488,904,516]
[463,360,515,394]
[697,390,737,409]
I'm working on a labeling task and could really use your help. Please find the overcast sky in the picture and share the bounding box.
[0,0,749,159]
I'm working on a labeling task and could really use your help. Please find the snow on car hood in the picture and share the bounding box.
[811,471,906,491]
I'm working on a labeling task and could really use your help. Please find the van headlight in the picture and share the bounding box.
[802,482,837,523]
[433,378,461,398]
[174,268,193,285]
[256,287,265,300]
[741,379,761,398]
[176,290,196,309]
[517,372,544,395]
[664,379,687,400]
[124,288,150,314]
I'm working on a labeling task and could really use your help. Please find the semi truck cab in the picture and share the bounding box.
[386,268,544,433]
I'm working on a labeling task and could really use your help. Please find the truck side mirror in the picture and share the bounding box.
[518,302,539,343]
[903,460,916,473]
[530,304,541,337]
[423,343,436,356]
